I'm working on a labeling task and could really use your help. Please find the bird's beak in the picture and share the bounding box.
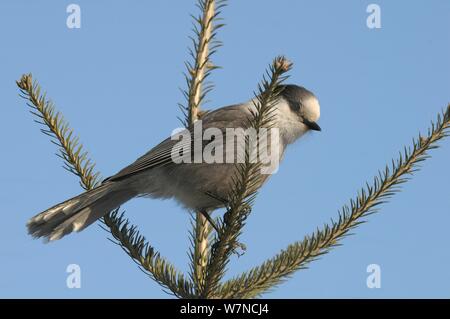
[304,119,321,131]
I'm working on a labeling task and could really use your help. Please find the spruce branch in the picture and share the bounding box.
[218,105,450,298]
[17,73,194,298]
[182,0,226,293]
[182,0,226,126]
[17,0,449,299]
[17,74,100,191]
[201,57,293,298]
[189,215,213,295]
[102,210,196,298]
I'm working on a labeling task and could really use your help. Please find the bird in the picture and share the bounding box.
[27,84,321,241]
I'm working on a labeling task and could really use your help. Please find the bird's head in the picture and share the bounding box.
[280,84,321,132]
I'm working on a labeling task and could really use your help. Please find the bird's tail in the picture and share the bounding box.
[27,182,136,242]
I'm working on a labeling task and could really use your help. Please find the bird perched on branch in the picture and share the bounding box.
[27,84,321,241]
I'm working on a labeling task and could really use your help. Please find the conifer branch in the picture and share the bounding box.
[17,74,195,298]
[16,75,100,191]
[182,0,226,126]
[190,214,213,294]
[102,210,196,298]
[17,0,449,299]
[182,0,226,293]
[201,57,293,298]
[218,105,450,298]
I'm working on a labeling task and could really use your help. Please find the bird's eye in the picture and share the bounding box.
[292,102,301,112]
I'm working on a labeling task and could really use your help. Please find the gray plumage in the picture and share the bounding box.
[27,85,321,241]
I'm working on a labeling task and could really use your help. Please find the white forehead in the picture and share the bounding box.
[302,95,320,122]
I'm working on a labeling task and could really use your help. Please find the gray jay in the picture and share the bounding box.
[27,84,321,241]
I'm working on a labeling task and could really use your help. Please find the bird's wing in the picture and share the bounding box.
[103,103,251,182]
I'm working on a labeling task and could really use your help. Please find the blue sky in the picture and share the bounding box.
[0,0,449,298]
